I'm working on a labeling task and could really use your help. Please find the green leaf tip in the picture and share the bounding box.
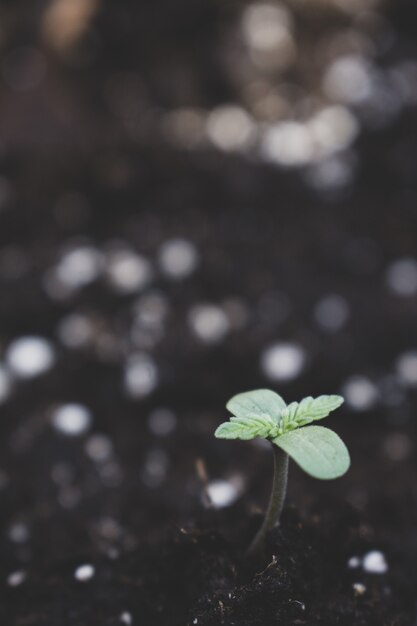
[281,394,344,429]
[226,389,286,422]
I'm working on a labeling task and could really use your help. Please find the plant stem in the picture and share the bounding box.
[247,443,289,560]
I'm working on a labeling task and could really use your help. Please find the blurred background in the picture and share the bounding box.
[0,0,416,591]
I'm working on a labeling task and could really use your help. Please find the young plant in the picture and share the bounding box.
[215,389,350,558]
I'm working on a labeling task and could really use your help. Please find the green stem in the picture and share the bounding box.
[247,443,289,560]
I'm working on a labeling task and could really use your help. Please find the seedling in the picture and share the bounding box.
[215,389,350,558]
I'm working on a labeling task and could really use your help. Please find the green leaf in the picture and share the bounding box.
[230,415,274,438]
[273,425,350,479]
[215,422,249,439]
[214,422,256,440]
[215,415,273,440]
[283,395,344,428]
[226,389,286,424]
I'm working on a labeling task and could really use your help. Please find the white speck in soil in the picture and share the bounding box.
[6,336,55,379]
[51,403,92,436]
[308,106,359,157]
[206,105,255,153]
[242,2,293,58]
[57,313,94,349]
[342,375,378,411]
[348,556,361,568]
[107,547,120,560]
[97,517,122,541]
[105,247,152,294]
[385,257,417,297]
[44,245,104,299]
[74,564,95,581]
[353,582,367,596]
[56,245,103,290]
[148,407,177,436]
[7,570,26,587]
[395,350,417,387]
[322,54,373,105]
[313,293,349,332]
[362,550,388,574]
[133,291,169,328]
[158,238,199,279]
[261,121,314,168]
[124,353,159,398]
[188,304,230,344]
[8,522,30,544]
[260,342,305,382]
[120,612,133,625]
[85,434,113,462]
[192,619,198,625]
[206,479,239,508]
[131,292,168,350]
[291,600,306,610]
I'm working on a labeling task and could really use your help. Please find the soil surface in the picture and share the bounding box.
[2,504,415,626]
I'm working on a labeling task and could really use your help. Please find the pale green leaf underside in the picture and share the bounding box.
[226,389,286,423]
[282,395,344,428]
[273,425,350,480]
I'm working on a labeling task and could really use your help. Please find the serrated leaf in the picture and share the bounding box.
[230,415,273,438]
[230,414,271,427]
[215,420,258,440]
[283,395,344,427]
[215,422,246,439]
[226,389,286,424]
[273,425,350,479]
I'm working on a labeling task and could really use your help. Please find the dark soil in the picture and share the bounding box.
[2,497,415,625]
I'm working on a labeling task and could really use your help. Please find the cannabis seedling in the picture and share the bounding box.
[215,389,350,558]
